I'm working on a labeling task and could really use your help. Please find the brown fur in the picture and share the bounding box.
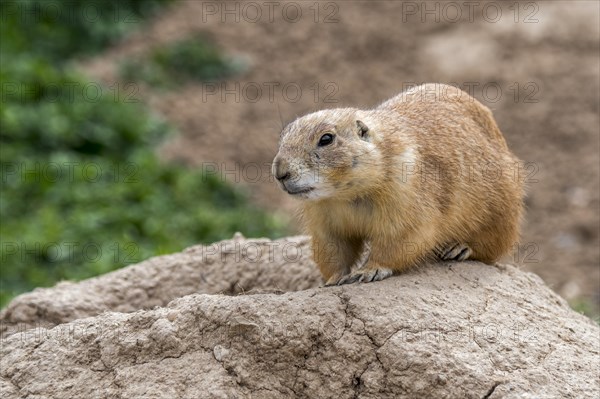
[272,84,524,284]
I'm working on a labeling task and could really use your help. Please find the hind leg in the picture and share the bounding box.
[468,220,520,264]
[439,243,472,261]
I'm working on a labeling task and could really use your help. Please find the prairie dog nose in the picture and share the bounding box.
[276,171,290,182]
[273,157,290,181]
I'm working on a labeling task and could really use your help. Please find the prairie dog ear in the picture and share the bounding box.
[356,120,369,140]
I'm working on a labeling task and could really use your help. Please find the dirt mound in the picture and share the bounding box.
[2,236,598,398]
[0,235,321,337]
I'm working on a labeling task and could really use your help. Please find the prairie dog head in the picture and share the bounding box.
[272,108,383,201]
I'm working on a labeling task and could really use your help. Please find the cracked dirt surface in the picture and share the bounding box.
[1,236,599,398]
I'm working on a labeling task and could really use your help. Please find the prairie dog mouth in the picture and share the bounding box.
[284,186,314,196]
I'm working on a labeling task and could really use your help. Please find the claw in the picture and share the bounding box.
[456,247,472,261]
[324,276,343,287]
[372,268,393,281]
[441,243,472,261]
[337,273,361,285]
[334,267,394,285]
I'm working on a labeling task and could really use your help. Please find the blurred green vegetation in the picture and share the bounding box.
[0,0,287,307]
[569,300,600,324]
[1,0,171,61]
[121,33,245,88]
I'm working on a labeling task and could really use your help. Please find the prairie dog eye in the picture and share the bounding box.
[318,133,334,147]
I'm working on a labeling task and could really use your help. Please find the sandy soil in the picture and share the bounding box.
[80,1,600,312]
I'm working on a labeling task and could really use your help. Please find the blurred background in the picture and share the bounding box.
[1,1,598,319]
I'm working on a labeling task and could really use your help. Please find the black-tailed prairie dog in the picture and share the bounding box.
[272,84,524,285]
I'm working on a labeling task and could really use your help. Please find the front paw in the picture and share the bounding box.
[331,267,394,286]
[324,272,348,287]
